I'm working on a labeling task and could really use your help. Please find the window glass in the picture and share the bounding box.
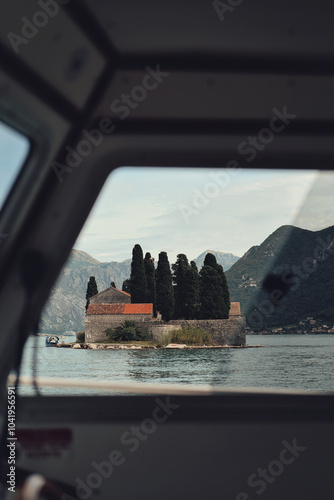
[19,167,334,395]
[0,121,30,210]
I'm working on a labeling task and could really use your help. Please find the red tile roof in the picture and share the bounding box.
[87,303,153,315]
[124,303,153,315]
[88,302,236,316]
[87,304,125,315]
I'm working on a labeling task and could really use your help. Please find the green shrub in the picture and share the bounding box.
[106,321,150,342]
[77,332,85,342]
[155,333,172,347]
[169,326,214,346]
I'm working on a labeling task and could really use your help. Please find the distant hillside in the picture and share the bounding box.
[40,250,131,333]
[226,225,334,329]
[193,250,239,271]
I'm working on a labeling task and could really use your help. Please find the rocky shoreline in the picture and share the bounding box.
[57,342,264,350]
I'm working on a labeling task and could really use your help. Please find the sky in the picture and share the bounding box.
[0,122,30,206]
[1,121,334,265]
[74,166,333,263]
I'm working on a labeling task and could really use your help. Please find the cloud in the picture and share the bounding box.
[75,167,319,263]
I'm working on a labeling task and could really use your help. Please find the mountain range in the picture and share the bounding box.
[41,225,334,333]
[40,249,239,333]
[225,225,334,329]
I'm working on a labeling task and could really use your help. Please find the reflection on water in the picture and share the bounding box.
[125,349,234,384]
[18,335,334,395]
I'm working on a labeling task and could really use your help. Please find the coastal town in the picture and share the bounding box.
[247,316,334,335]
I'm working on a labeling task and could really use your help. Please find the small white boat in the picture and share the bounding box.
[45,335,59,347]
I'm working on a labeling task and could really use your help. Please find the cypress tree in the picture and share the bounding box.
[85,276,98,311]
[200,253,230,318]
[172,254,189,319]
[144,252,157,316]
[130,244,147,303]
[156,251,174,321]
[203,253,217,269]
[199,265,224,319]
[122,279,131,294]
[184,261,200,319]
[216,264,230,317]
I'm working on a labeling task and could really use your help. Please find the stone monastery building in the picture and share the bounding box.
[85,286,153,342]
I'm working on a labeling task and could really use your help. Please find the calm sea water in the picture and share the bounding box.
[17,334,334,395]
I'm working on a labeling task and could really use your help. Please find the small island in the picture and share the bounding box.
[73,247,246,349]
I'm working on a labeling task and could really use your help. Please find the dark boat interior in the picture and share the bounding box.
[1,1,334,498]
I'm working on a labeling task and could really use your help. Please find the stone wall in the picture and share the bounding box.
[149,324,182,342]
[85,314,152,342]
[150,318,246,346]
[85,314,246,346]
